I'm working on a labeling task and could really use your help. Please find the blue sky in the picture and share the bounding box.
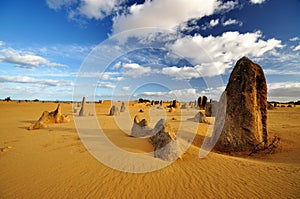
[0,0,299,102]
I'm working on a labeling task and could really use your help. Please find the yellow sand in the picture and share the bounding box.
[0,101,299,198]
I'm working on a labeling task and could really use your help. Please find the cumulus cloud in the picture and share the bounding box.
[0,49,65,68]
[290,37,299,42]
[77,0,121,19]
[122,86,130,91]
[46,0,123,20]
[201,19,220,30]
[222,18,243,26]
[268,82,300,101]
[0,75,74,87]
[292,44,300,51]
[209,19,219,27]
[140,88,198,101]
[112,61,121,69]
[97,81,116,89]
[166,31,283,77]
[161,62,225,79]
[46,0,77,10]
[264,69,300,75]
[101,72,124,81]
[250,0,266,4]
[112,0,237,34]
[122,63,151,77]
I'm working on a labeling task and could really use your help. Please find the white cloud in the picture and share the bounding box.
[139,87,225,101]
[166,31,283,77]
[162,62,226,79]
[0,48,65,68]
[268,82,300,101]
[46,0,123,20]
[77,0,121,19]
[292,44,300,51]
[209,19,219,27]
[222,18,243,26]
[140,88,198,101]
[112,0,237,34]
[201,18,220,30]
[0,41,5,46]
[46,0,77,10]
[250,0,266,4]
[215,0,238,11]
[0,75,74,87]
[112,61,121,69]
[289,37,299,42]
[122,86,130,91]
[97,82,116,89]
[200,86,225,100]
[264,69,300,75]
[122,63,151,77]
[101,72,124,81]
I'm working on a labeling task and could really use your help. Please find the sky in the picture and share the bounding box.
[0,0,299,102]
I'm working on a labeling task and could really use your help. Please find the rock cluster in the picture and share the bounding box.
[29,104,70,130]
[193,111,208,123]
[130,116,152,137]
[149,119,181,161]
[130,117,181,161]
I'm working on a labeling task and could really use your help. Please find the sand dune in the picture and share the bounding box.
[0,101,299,198]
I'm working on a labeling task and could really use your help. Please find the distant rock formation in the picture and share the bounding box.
[193,111,208,123]
[197,96,202,108]
[168,100,180,108]
[168,107,175,112]
[213,57,268,152]
[267,102,274,110]
[181,103,187,109]
[130,115,152,137]
[79,97,86,116]
[109,105,120,116]
[29,104,70,130]
[149,119,181,161]
[202,96,207,109]
[205,102,219,117]
[120,102,126,112]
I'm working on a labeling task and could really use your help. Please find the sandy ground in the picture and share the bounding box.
[0,101,299,198]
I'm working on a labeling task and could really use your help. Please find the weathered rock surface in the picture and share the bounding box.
[109,105,120,116]
[120,102,126,112]
[149,119,181,161]
[197,96,202,108]
[267,102,274,110]
[193,111,208,123]
[181,103,187,109]
[29,104,70,130]
[79,97,86,116]
[202,96,207,109]
[205,102,219,117]
[213,57,268,152]
[168,100,180,108]
[130,115,152,137]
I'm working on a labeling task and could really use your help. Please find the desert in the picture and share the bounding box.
[1,1,300,198]
[0,97,299,198]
